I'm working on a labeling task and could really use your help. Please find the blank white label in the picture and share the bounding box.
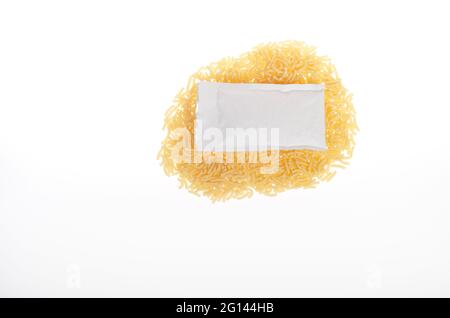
[196,82,327,151]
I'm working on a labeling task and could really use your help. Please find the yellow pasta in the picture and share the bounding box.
[158,41,357,201]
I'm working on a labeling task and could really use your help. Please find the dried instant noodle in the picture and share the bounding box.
[158,41,357,201]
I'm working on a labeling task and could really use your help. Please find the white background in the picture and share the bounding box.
[1,0,449,297]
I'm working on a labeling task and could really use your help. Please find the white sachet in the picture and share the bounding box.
[196,82,327,152]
